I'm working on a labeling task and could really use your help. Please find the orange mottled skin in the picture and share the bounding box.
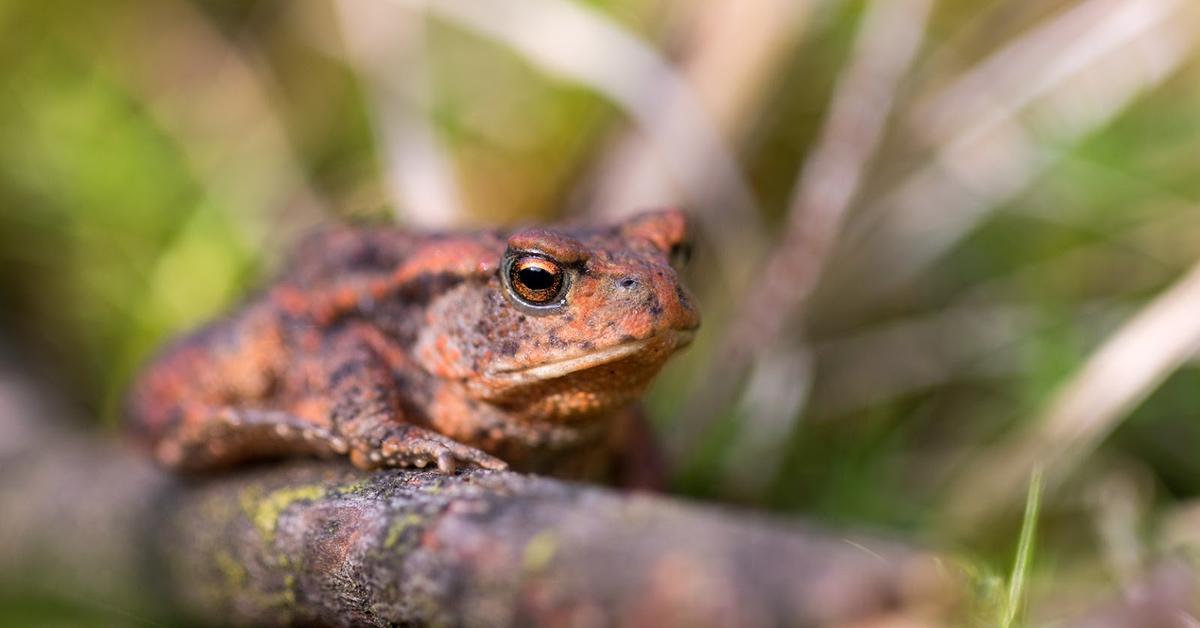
[125,210,699,482]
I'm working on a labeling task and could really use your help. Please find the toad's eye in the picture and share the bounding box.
[504,255,566,307]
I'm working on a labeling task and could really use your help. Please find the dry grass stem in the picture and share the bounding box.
[588,0,810,219]
[675,0,934,469]
[334,0,466,227]
[830,0,1196,308]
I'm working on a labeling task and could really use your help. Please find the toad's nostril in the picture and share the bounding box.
[618,277,639,290]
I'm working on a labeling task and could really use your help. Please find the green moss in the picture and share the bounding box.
[335,479,369,496]
[522,531,558,572]
[238,486,264,521]
[383,514,425,550]
[245,485,327,541]
[213,550,246,589]
[281,574,297,606]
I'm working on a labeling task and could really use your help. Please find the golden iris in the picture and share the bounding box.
[508,255,564,305]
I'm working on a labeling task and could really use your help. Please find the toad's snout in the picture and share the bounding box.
[609,267,700,333]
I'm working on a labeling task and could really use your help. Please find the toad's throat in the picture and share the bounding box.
[485,329,695,383]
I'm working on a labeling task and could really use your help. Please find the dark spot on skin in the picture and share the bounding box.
[580,341,594,351]
[620,334,636,344]
[329,362,362,387]
[642,293,662,317]
[498,339,519,356]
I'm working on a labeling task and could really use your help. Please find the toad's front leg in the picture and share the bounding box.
[320,326,508,473]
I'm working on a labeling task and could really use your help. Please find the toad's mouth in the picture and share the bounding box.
[484,329,695,382]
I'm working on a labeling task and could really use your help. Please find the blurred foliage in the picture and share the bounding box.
[3,0,1200,623]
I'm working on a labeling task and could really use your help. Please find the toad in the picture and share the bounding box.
[125,210,699,483]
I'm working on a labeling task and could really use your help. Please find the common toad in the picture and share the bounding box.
[126,210,699,482]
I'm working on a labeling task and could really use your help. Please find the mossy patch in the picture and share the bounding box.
[242,484,327,541]
[281,574,297,606]
[214,550,246,589]
[334,479,369,496]
[384,514,425,550]
[522,531,558,572]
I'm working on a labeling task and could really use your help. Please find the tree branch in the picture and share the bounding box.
[0,430,963,626]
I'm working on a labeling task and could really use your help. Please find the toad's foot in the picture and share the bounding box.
[348,425,508,474]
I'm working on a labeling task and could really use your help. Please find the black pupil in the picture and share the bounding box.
[517,266,556,291]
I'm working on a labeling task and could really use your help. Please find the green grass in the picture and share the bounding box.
[1002,466,1043,628]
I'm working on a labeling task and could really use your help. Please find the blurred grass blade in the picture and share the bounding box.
[334,0,466,227]
[1002,466,1043,628]
[812,206,1200,417]
[747,0,936,343]
[589,0,810,218]
[949,256,1200,529]
[829,0,1196,309]
[382,0,764,267]
[675,0,935,471]
[111,0,327,249]
[913,0,1182,144]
